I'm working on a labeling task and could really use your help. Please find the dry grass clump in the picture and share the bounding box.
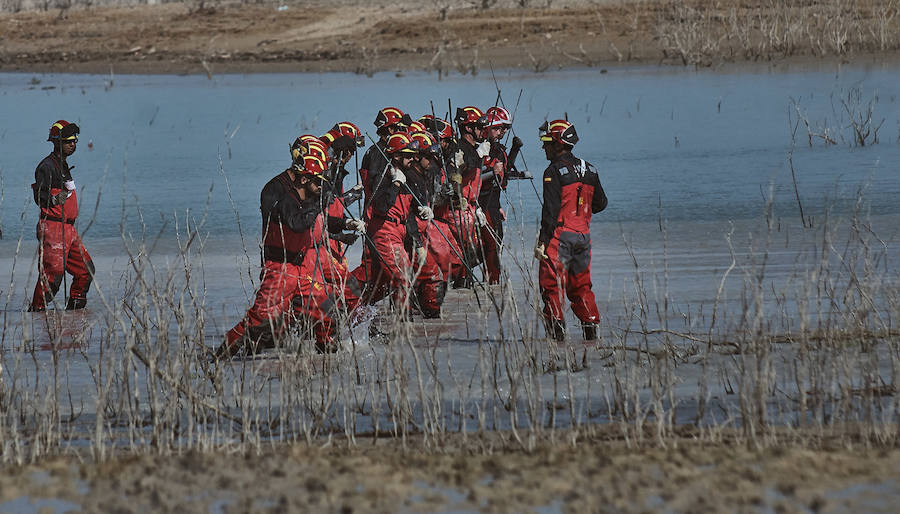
[1,174,899,465]
[655,0,900,66]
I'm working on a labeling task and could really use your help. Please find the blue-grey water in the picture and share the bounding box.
[1,64,900,456]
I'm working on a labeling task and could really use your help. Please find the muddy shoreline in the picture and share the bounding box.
[2,427,898,511]
[3,1,900,76]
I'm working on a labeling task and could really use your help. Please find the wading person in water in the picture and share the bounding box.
[216,153,330,359]
[534,119,607,341]
[29,120,95,312]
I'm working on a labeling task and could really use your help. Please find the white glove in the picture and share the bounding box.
[345,218,366,233]
[415,246,428,267]
[453,150,465,167]
[417,206,434,221]
[534,243,548,261]
[474,207,488,227]
[475,141,491,158]
[64,179,76,198]
[392,168,406,185]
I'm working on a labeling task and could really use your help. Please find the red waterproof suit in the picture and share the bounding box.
[449,139,484,274]
[538,151,608,326]
[30,152,94,311]
[416,164,463,316]
[224,171,320,352]
[292,212,342,350]
[354,174,421,311]
[353,141,390,290]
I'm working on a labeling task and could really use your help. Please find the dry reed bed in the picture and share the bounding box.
[653,0,900,66]
[0,185,898,465]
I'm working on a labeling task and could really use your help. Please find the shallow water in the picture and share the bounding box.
[1,63,899,443]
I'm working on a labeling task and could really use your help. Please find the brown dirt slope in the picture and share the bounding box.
[3,0,900,75]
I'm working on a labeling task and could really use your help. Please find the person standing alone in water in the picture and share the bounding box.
[534,119,607,341]
[29,120,95,312]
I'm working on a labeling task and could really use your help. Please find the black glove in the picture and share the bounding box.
[511,136,523,152]
[342,186,363,206]
[332,231,360,245]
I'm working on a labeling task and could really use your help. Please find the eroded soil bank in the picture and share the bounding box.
[3,0,900,75]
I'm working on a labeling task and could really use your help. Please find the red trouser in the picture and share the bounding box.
[480,208,503,284]
[415,218,462,315]
[293,267,339,348]
[367,224,412,309]
[538,230,600,324]
[349,240,389,306]
[31,219,94,310]
[446,205,482,278]
[225,260,301,349]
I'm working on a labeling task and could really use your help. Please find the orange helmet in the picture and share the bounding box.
[321,121,365,151]
[48,120,80,142]
[539,119,579,147]
[385,133,417,155]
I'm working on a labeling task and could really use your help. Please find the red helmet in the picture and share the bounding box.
[291,135,331,164]
[539,119,579,147]
[385,133,417,155]
[484,106,511,128]
[407,121,426,134]
[297,155,329,182]
[454,106,486,128]
[48,120,80,142]
[422,117,453,140]
[374,107,412,131]
[321,121,365,151]
[409,131,440,157]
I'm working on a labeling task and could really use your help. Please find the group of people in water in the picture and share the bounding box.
[29,105,608,358]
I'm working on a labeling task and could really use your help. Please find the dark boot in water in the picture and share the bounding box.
[582,323,599,341]
[545,319,566,341]
[65,297,87,310]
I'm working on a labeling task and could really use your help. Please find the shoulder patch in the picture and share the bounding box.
[544,177,552,182]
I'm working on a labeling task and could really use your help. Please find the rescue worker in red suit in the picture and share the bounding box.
[216,154,330,359]
[353,108,412,295]
[408,131,463,318]
[450,106,490,288]
[289,154,354,353]
[317,122,367,309]
[357,133,426,315]
[478,106,514,284]
[29,120,95,312]
[534,119,608,342]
